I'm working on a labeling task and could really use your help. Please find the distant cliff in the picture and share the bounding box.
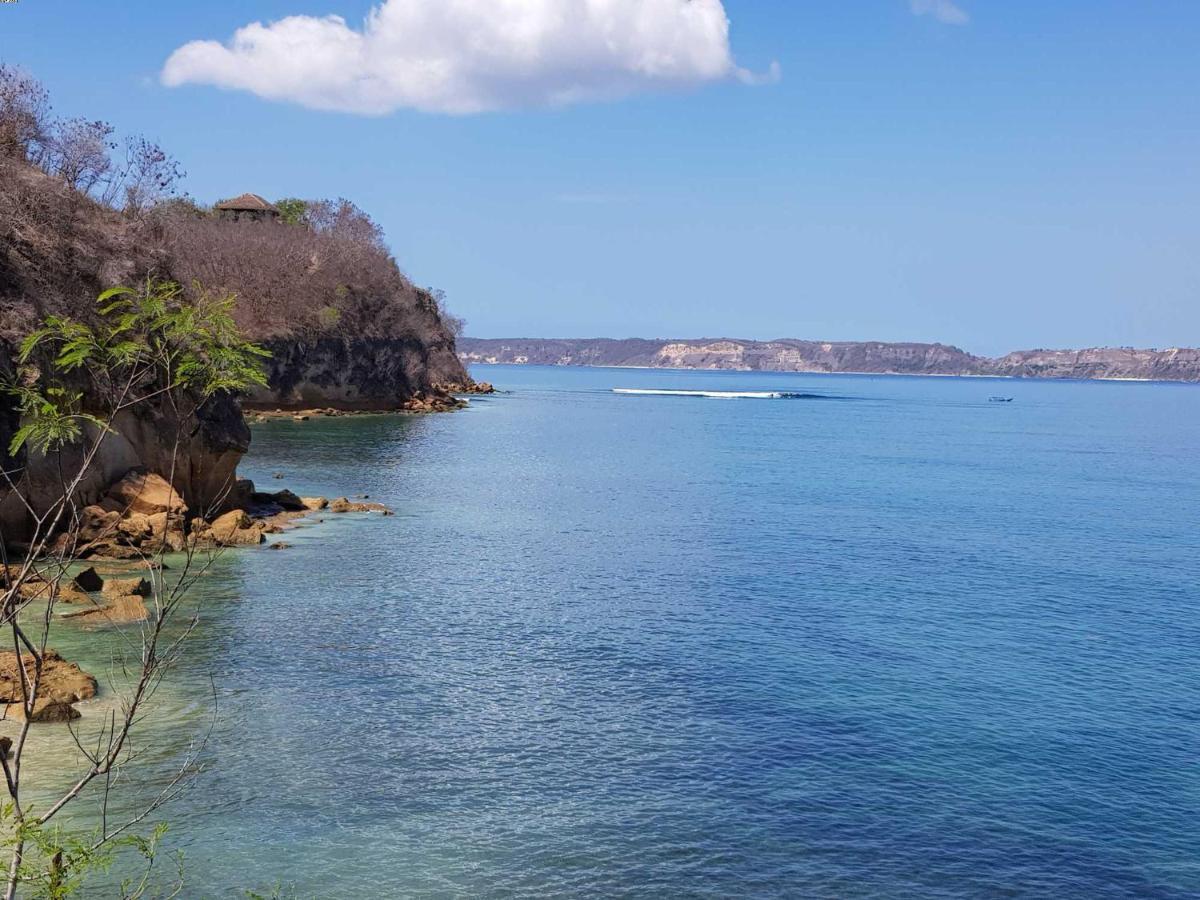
[458,338,1200,382]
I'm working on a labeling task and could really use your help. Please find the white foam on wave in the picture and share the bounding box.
[613,388,787,399]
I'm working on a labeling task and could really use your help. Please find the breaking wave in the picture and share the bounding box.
[612,388,827,400]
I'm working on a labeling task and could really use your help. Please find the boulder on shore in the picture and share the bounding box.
[17,580,92,604]
[328,497,394,514]
[61,593,148,625]
[0,649,97,705]
[101,576,151,597]
[7,698,81,723]
[401,393,467,413]
[192,510,265,547]
[57,471,189,559]
[100,471,187,518]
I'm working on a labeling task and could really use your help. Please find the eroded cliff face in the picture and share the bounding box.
[649,340,980,374]
[985,347,1200,381]
[458,337,1200,382]
[245,335,470,410]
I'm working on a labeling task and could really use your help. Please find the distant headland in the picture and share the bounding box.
[458,338,1200,383]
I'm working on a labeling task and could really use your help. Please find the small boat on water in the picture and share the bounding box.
[989,396,1014,403]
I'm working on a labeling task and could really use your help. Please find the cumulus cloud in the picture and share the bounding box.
[910,0,970,25]
[161,0,770,115]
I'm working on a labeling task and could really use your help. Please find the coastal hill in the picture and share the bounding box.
[458,338,1200,382]
[0,63,472,413]
[0,62,475,535]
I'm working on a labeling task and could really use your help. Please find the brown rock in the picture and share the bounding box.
[301,497,328,511]
[0,565,47,588]
[268,542,292,550]
[56,583,95,604]
[100,471,187,518]
[61,593,148,625]
[126,511,186,552]
[17,580,92,604]
[211,509,250,531]
[329,497,393,514]
[80,543,144,561]
[116,512,154,543]
[101,577,151,597]
[205,510,265,546]
[76,505,121,543]
[0,650,97,704]
[7,699,81,723]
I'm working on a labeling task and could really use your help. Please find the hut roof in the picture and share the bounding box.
[214,193,278,213]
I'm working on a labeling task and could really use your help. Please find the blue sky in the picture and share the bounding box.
[2,0,1198,355]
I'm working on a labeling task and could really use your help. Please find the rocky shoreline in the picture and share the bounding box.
[3,467,399,723]
[0,378,501,726]
[244,381,496,422]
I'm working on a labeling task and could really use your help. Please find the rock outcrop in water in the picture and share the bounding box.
[457,337,1200,382]
[0,649,97,722]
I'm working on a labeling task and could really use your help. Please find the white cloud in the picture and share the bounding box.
[910,0,970,26]
[161,0,771,116]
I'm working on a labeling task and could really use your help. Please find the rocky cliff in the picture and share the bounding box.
[246,335,469,411]
[458,337,1200,382]
[0,155,470,540]
[986,347,1200,381]
[0,158,252,540]
[158,202,473,408]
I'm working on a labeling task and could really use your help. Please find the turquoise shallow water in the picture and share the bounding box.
[29,365,1200,897]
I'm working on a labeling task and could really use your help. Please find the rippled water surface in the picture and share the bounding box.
[39,365,1200,897]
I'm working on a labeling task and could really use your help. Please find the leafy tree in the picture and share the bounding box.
[274,197,307,226]
[11,280,269,455]
[0,280,268,898]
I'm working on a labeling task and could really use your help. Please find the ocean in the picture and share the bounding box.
[34,364,1200,897]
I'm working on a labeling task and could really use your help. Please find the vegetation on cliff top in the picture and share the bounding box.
[0,62,465,353]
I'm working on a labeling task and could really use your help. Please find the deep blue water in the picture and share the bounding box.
[58,365,1200,896]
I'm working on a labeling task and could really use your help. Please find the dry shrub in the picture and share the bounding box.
[159,212,450,346]
[0,62,463,361]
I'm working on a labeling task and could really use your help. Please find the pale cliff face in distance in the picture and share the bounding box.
[456,338,1200,382]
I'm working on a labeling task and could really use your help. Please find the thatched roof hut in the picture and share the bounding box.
[215,193,279,222]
